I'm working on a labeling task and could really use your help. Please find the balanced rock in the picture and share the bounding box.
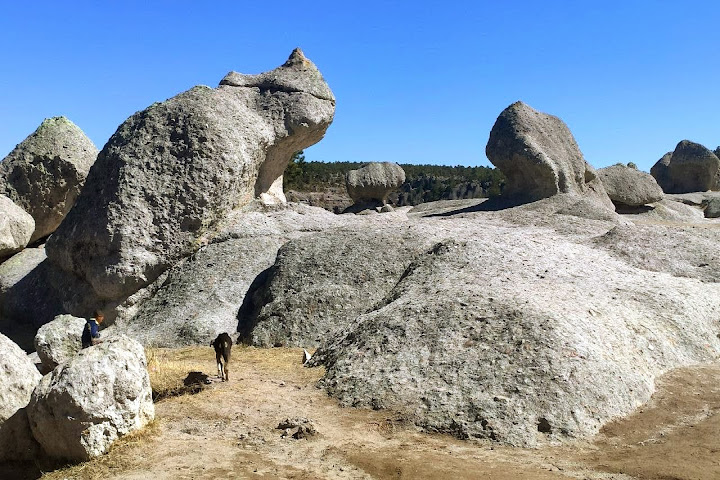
[27,335,154,461]
[651,140,720,193]
[345,162,406,207]
[0,194,34,258]
[0,333,42,423]
[33,314,86,371]
[486,101,612,208]
[597,164,664,207]
[45,49,335,303]
[0,117,97,243]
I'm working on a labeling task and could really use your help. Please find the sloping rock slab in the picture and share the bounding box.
[27,335,154,461]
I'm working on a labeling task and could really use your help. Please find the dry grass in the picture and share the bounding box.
[39,420,161,480]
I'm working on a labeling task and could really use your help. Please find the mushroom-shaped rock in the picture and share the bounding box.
[651,141,720,193]
[345,162,406,206]
[34,314,86,371]
[45,49,335,302]
[486,101,612,208]
[0,333,42,423]
[27,335,154,461]
[597,165,664,207]
[0,117,98,243]
[0,194,34,258]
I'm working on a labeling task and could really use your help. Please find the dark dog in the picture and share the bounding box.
[211,333,232,381]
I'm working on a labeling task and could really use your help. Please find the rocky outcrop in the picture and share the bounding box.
[240,229,430,347]
[0,117,97,243]
[304,217,720,446]
[27,335,154,461]
[0,333,41,423]
[45,49,335,304]
[650,141,720,193]
[0,194,34,258]
[345,162,406,209]
[485,101,612,209]
[33,314,86,371]
[597,165,664,207]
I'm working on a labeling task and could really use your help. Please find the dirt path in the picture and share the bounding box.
[38,348,720,480]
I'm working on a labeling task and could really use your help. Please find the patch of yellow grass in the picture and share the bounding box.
[146,346,216,400]
[40,420,160,480]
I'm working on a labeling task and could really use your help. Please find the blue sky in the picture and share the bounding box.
[1,1,718,172]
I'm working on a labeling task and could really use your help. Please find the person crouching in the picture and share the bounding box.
[82,310,105,348]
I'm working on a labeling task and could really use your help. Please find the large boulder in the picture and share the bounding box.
[0,332,41,423]
[597,165,664,207]
[45,49,335,304]
[308,219,720,446]
[650,140,720,193]
[27,335,154,461]
[33,314,86,371]
[240,228,430,347]
[0,194,34,258]
[485,101,612,209]
[0,117,97,243]
[345,162,406,207]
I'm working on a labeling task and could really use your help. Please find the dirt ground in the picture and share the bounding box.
[16,347,720,480]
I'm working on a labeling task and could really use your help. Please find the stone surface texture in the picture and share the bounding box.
[0,117,97,242]
[485,101,613,209]
[0,332,42,423]
[651,140,720,193]
[27,335,154,461]
[345,162,406,205]
[0,194,34,258]
[45,49,335,303]
[33,314,86,371]
[597,165,664,206]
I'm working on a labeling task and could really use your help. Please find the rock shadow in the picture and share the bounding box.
[235,266,275,344]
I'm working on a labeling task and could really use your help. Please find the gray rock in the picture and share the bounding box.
[0,117,97,243]
[485,101,613,209]
[310,221,720,446]
[597,165,664,206]
[345,162,406,205]
[27,335,154,461]
[241,229,431,347]
[0,407,42,462]
[651,140,720,193]
[0,332,41,423]
[45,49,335,303]
[705,196,720,218]
[0,194,34,258]
[33,314,86,371]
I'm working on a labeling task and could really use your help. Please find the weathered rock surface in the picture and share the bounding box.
[34,314,86,371]
[485,101,613,209]
[0,117,97,243]
[597,165,664,207]
[240,229,430,347]
[45,49,335,303]
[345,162,406,207]
[0,332,41,423]
[651,141,720,193]
[27,335,154,461]
[0,194,34,258]
[302,215,720,446]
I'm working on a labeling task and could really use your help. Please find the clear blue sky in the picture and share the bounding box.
[1,1,718,172]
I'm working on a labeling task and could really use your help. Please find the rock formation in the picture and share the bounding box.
[650,140,720,193]
[33,314,86,371]
[485,101,612,209]
[0,333,41,423]
[345,162,406,211]
[45,49,335,304]
[597,164,664,207]
[0,194,34,258]
[27,335,154,461]
[0,117,97,243]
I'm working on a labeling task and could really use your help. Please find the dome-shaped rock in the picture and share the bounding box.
[597,165,664,207]
[650,140,720,193]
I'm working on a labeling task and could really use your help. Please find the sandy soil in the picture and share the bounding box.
[22,347,720,480]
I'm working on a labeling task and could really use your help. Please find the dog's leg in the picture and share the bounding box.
[223,353,230,381]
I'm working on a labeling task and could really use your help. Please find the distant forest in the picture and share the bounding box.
[283,152,506,206]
